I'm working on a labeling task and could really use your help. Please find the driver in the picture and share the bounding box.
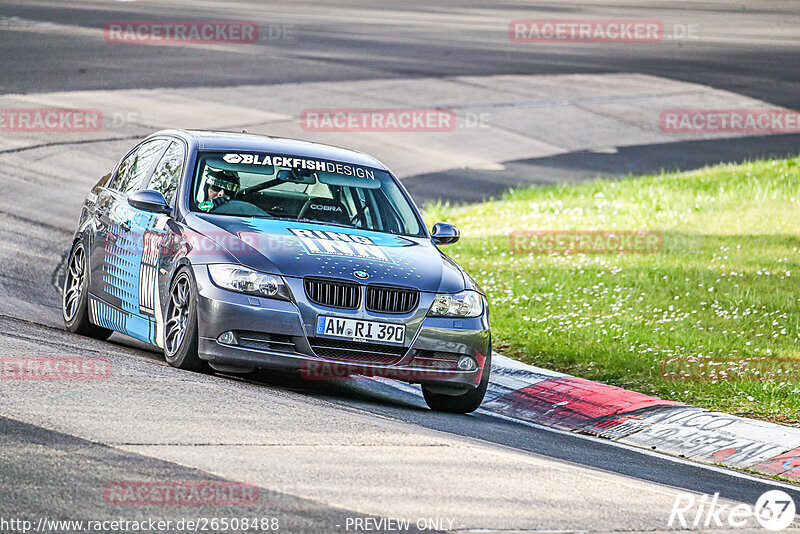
[198,168,240,211]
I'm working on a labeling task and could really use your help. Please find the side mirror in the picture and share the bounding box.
[128,189,171,214]
[431,222,459,245]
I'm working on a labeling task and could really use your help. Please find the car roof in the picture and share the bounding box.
[153,129,388,170]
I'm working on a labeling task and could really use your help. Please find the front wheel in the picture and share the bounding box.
[62,240,113,340]
[163,267,206,370]
[422,349,491,414]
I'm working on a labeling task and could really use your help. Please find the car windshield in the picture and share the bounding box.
[191,152,425,237]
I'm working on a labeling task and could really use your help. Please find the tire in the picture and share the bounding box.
[62,240,113,340]
[163,267,206,370]
[422,347,492,414]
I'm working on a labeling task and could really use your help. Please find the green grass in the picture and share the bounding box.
[422,157,800,425]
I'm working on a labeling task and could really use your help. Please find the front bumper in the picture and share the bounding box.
[192,265,490,388]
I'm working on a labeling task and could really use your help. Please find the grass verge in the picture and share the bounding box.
[423,157,800,425]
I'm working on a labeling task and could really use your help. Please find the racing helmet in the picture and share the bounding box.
[203,167,240,198]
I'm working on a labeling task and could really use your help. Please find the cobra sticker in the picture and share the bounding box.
[222,153,375,179]
[289,228,387,261]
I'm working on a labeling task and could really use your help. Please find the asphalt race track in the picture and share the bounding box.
[2,0,800,203]
[1,1,800,532]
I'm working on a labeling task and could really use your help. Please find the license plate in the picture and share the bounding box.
[315,316,405,344]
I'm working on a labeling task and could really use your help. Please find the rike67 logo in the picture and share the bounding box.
[669,490,796,531]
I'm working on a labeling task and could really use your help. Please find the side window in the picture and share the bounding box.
[113,151,136,191]
[113,139,168,195]
[148,141,184,204]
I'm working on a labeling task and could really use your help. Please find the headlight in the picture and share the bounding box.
[207,264,291,300]
[427,290,483,318]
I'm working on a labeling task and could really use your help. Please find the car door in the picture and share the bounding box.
[138,140,186,348]
[88,138,169,342]
[87,150,135,294]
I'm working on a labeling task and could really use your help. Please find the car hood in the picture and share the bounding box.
[185,213,466,293]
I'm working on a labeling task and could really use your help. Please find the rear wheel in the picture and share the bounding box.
[163,268,206,370]
[422,348,491,414]
[62,240,113,340]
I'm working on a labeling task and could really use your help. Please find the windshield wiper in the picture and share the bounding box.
[274,217,355,230]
